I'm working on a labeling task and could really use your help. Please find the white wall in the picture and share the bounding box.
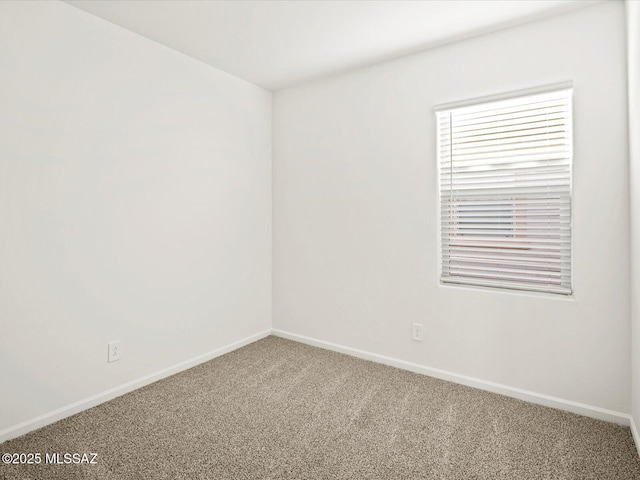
[0,1,271,436]
[273,2,630,416]
[628,0,640,438]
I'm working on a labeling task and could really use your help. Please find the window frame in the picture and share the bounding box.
[435,82,574,296]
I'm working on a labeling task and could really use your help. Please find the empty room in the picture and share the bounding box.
[1,0,640,478]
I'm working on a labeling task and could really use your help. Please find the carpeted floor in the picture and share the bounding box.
[1,336,639,479]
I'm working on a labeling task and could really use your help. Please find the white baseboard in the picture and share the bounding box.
[272,329,631,426]
[0,329,271,444]
[631,416,640,458]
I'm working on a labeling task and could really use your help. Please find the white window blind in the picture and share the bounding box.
[437,88,572,295]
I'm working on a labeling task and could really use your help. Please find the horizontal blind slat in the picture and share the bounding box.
[443,255,571,266]
[444,269,570,283]
[442,276,571,295]
[441,164,570,177]
[441,125,568,143]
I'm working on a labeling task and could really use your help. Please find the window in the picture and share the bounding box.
[436,87,572,295]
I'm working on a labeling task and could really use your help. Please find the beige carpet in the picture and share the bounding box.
[1,336,639,479]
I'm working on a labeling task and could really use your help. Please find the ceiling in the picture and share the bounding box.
[64,0,599,91]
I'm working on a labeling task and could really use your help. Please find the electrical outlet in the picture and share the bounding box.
[412,323,423,342]
[108,341,122,363]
